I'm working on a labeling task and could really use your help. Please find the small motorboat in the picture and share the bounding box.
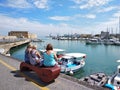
[58,53,86,74]
[80,72,108,87]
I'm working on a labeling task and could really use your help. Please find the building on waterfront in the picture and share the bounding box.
[8,31,37,39]
[28,33,37,39]
[80,34,92,38]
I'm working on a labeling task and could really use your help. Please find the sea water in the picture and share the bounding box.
[10,38,120,79]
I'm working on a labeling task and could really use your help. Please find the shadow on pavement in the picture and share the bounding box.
[10,70,55,87]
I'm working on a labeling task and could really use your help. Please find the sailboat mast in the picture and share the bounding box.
[119,16,120,34]
[119,16,120,41]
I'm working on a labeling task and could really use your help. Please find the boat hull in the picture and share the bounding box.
[59,60,85,73]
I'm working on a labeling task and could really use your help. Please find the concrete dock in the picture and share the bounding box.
[0,54,109,90]
[0,39,30,54]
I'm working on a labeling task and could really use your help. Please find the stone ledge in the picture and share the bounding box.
[60,73,109,90]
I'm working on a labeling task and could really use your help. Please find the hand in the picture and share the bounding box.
[36,60,40,63]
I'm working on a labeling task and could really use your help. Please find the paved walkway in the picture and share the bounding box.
[0,54,107,90]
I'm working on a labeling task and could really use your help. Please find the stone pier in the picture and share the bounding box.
[0,39,30,55]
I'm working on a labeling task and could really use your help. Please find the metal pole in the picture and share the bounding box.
[119,16,120,34]
[119,16,120,41]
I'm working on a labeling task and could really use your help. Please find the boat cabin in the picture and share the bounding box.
[60,56,73,65]
[60,53,85,66]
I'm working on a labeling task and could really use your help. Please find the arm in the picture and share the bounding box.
[34,51,42,63]
[54,52,58,61]
[36,51,42,58]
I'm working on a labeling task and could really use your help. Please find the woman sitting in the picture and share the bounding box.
[29,45,42,66]
[43,43,58,67]
[24,44,32,64]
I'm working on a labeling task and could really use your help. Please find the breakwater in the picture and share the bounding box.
[0,39,30,55]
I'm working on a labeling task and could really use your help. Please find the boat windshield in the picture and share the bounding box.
[61,58,68,62]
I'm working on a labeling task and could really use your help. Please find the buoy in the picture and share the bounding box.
[69,70,73,75]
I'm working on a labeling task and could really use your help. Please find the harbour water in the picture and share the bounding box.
[10,38,120,79]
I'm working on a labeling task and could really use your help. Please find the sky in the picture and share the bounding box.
[0,0,120,37]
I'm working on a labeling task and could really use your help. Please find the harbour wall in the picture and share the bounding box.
[0,39,30,55]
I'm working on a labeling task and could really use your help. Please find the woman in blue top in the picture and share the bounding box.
[43,43,58,66]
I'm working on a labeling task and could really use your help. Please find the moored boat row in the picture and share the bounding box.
[86,38,120,45]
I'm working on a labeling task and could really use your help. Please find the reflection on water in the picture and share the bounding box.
[11,39,120,79]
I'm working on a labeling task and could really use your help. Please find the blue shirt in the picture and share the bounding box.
[24,50,30,63]
[43,52,56,66]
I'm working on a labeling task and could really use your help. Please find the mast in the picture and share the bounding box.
[119,16,120,41]
[119,16,120,34]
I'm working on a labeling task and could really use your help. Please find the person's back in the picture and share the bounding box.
[43,44,58,67]
[43,51,56,66]
[29,49,37,65]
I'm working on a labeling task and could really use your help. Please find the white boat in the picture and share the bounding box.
[103,39,115,45]
[114,41,120,45]
[58,53,86,74]
[105,60,120,90]
[86,38,102,45]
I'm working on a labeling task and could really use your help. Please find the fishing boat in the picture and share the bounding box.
[105,60,120,90]
[58,53,86,74]
[80,72,108,87]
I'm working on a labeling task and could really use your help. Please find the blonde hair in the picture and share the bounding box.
[27,44,32,48]
[32,45,37,49]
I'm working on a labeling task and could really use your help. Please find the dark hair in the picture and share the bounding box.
[46,43,53,50]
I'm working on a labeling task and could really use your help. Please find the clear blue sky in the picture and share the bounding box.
[0,0,120,36]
